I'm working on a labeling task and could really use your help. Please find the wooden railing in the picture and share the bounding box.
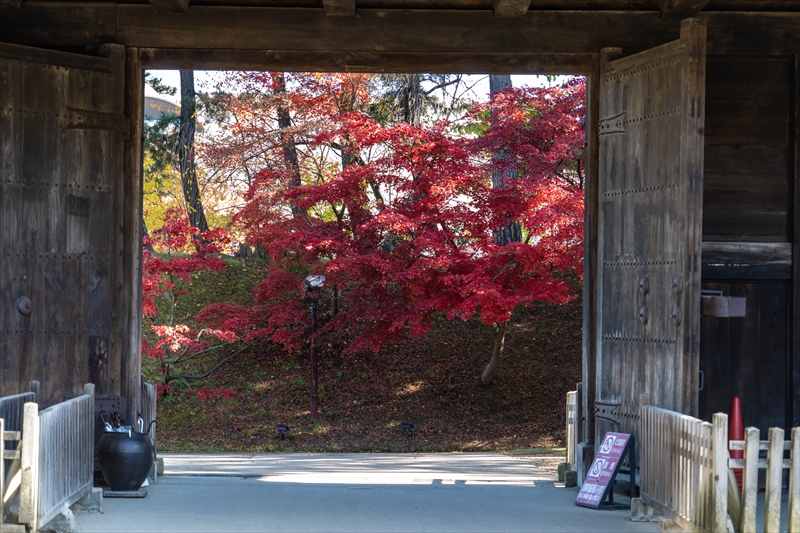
[1,418,24,533]
[639,405,717,532]
[728,426,800,533]
[640,405,800,533]
[1,388,37,532]
[0,391,36,442]
[0,391,35,493]
[19,384,95,532]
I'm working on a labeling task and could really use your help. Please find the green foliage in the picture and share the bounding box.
[144,113,181,175]
[143,151,182,234]
[142,71,233,234]
[196,90,234,126]
[145,257,268,327]
[145,72,178,97]
[142,101,182,233]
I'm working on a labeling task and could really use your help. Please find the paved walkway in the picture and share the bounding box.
[73,453,659,533]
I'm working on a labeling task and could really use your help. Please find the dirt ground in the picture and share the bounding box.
[146,295,583,453]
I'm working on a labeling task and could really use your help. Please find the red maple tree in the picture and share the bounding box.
[141,208,251,391]
[191,73,585,384]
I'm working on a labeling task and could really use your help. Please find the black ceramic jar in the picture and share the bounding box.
[97,431,155,491]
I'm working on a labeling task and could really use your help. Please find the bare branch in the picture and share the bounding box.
[164,341,255,385]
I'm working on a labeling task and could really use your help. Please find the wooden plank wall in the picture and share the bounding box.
[699,282,788,437]
[794,55,800,429]
[702,56,791,242]
[0,44,126,408]
[699,55,795,434]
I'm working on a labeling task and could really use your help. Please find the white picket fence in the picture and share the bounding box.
[639,403,800,533]
[729,426,800,533]
[639,405,717,531]
[1,383,95,532]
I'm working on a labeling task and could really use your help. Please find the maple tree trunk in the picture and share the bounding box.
[178,70,209,234]
[331,285,340,317]
[272,72,309,221]
[481,322,507,385]
[340,140,371,228]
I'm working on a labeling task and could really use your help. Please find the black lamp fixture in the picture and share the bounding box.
[400,422,414,440]
[302,274,325,421]
[276,424,290,441]
[304,274,326,293]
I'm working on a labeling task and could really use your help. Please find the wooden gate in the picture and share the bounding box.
[594,19,707,445]
[0,43,127,405]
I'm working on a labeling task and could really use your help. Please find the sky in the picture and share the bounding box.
[146,70,570,105]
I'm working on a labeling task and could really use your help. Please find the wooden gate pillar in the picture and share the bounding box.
[120,47,144,425]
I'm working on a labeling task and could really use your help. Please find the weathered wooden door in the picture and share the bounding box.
[595,19,706,445]
[0,43,127,405]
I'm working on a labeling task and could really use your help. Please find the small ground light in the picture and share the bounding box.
[400,422,414,440]
[276,424,290,440]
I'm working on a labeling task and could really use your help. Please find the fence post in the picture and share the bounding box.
[566,391,576,468]
[712,413,729,533]
[727,461,742,533]
[765,427,784,533]
[84,383,96,485]
[741,427,760,533]
[1,416,4,519]
[790,427,800,533]
[18,402,39,532]
[84,383,95,402]
[28,381,40,404]
[576,382,583,445]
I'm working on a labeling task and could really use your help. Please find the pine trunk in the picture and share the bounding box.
[489,75,521,245]
[178,70,209,234]
[142,217,154,253]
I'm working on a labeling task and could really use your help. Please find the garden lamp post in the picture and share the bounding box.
[303,275,325,421]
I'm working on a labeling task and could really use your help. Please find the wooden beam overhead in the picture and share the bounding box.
[0,0,22,10]
[139,48,593,74]
[0,3,116,47]
[659,0,711,18]
[148,0,190,14]
[323,0,355,16]
[0,6,798,57]
[0,41,112,71]
[493,0,531,17]
[117,8,679,52]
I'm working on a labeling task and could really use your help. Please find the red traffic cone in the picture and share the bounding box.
[729,396,744,492]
